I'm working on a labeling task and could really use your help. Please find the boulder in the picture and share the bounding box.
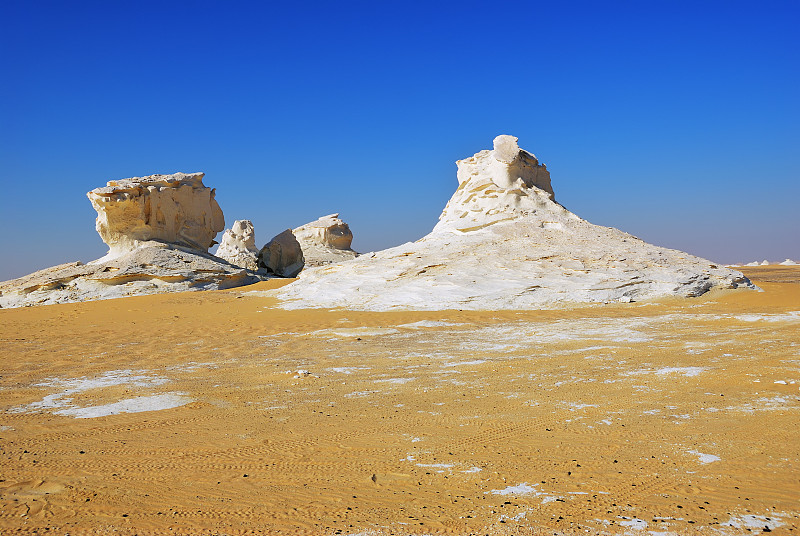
[215,220,259,271]
[87,172,224,260]
[779,259,798,266]
[258,230,304,277]
[276,135,754,311]
[293,214,359,267]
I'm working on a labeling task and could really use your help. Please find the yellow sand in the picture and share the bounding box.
[1,267,798,535]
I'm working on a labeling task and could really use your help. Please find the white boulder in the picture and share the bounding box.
[258,230,305,277]
[276,135,754,311]
[87,172,224,260]
[779,259,797,266]
[293,214,359,267]
[215,220,259,271]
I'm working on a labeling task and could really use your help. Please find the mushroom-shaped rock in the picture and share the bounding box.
[215,220,259,271]
[293,214,359,267]
[258,229,305,277]
[87,172,224,259]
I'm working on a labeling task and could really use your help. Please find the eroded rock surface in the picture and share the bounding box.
[0,242,262,308]
[1,172,266,308]
[87,172,224,260]
[215,220,259,271]
[258,230,304,277]
[276,135,754,310]
[293,214,359,267]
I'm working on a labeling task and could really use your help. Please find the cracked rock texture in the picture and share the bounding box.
[276,135,755,311]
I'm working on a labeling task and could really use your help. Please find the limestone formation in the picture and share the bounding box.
[0,242,262,308]
[293,214,359,267]
[215,220,259,271]
[0,172,267,308]
[87,172,224,259]
[275,135,754,310]
[779,259,798,266]
[258,230,304,277]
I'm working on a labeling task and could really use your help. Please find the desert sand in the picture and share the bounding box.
[1,266,798,535]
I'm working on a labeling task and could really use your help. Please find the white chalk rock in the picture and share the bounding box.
[276,135,755,311]
[0,242,263,309]
[258,229,304,277]
[293,214,359,267]
[87,172,224,260]
[215,220,259,271]
[779,259,797,266]
[760,260,770,266]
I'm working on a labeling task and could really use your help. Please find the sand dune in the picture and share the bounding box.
[1,268,798,535]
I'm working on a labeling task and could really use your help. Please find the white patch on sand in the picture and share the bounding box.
[487,482,563,503]
[721,513,785,531]
[314,327,400,338]
[374,378,416,384]
[398,320,464,329]
[733,312,800,323]
[656,367,706,377]
[54,393,191,418]
[327,367,370,374]
[618,517,648,529]
[688,450,721,464]
[9,369,173,415]
[444,359,487,367]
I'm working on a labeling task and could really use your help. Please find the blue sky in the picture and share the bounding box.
[1,1,798,280]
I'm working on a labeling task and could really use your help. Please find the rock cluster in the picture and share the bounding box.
[293,214,359,267]
[276,135,755,311]
[1,173,265,308]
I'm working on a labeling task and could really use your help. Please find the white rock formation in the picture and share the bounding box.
[779,259,798,266]
[0,242,262,308]
[87,172,224,260]
[276,135,754,311]
[0,172,266,308]
[215,220,259,271]
[258,230,304,277]
[293,214,359,267]
[760,260,770,266]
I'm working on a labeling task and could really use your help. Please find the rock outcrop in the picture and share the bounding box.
[258,230,304,277]
[1,172,266,308]
[0,242,262,308]
[293,214,359,267]
[215,220,259,271]
[779,259,797,266]
[87,172,224,260]
[276,135,755,311]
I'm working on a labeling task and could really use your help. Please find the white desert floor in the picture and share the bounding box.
[1,266,798,535]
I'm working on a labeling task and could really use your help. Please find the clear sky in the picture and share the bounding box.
[1,1,798,281]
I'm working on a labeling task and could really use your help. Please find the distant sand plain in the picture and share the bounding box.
[1,266,798,535]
